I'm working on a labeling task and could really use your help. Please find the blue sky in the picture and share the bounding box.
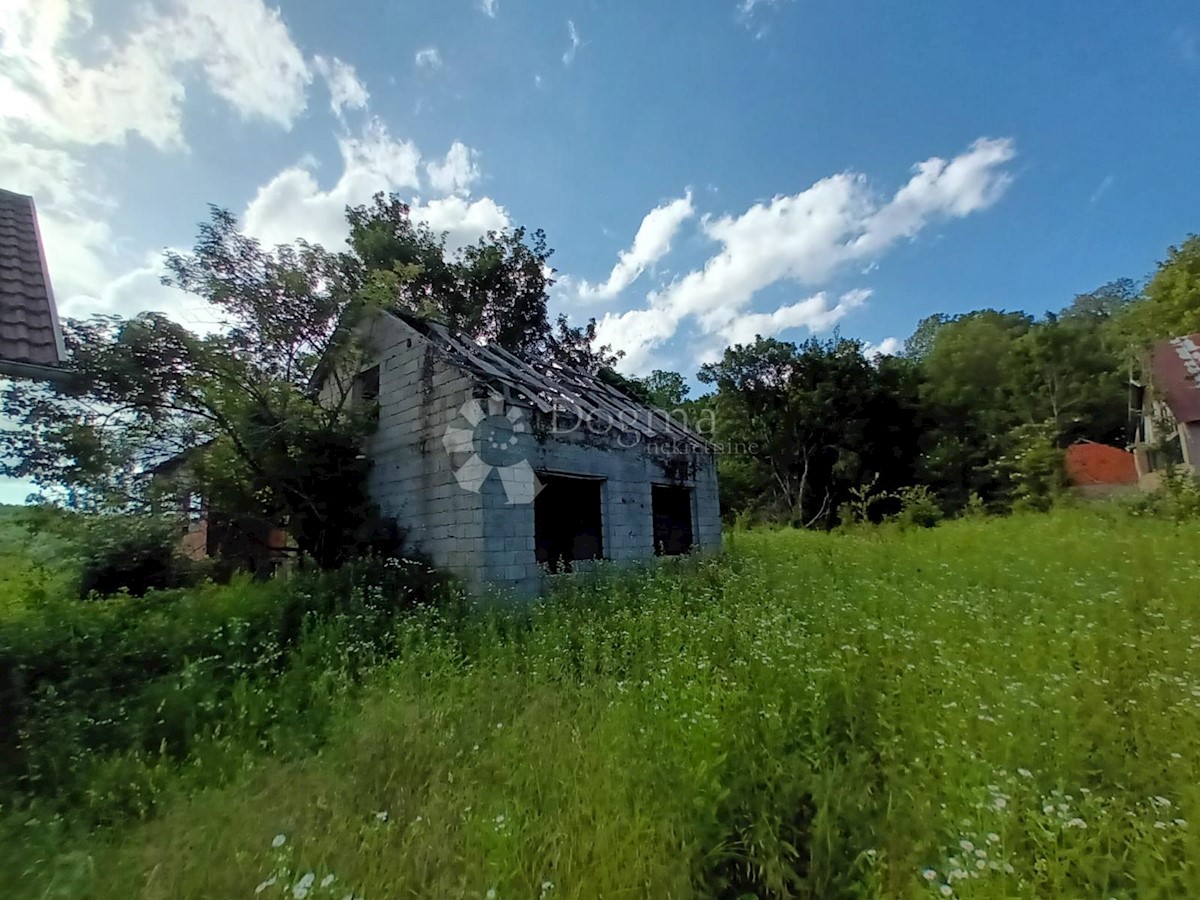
[1,0,1199,501]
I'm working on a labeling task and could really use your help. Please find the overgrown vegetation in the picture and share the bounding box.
[2,509,1198,899]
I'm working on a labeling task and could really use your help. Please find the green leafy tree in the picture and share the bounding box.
[345,193,618,371]
[913,310,1033,508]
[1,209,382,565]
[699,336,920,527]
[1118,235,1200,345]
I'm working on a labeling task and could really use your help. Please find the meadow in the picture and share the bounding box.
[2,508,1199,899]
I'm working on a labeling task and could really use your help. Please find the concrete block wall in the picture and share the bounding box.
[359,315,489,585]
[346,313,723,594]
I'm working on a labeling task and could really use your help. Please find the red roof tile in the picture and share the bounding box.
[0,188,65,368]
[1150,334,1200,424]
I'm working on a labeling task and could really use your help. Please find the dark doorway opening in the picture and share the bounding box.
[652,485,694,556]
[535,474,604,571]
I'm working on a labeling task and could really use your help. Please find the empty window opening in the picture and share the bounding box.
[354,364,380,405]
[652,485,694,556]
[535,474,604,571]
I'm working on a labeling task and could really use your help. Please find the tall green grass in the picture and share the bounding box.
[3,509,1199,898]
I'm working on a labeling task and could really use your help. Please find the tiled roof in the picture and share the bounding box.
[1150,334,1200,424]
[0,188,66,368]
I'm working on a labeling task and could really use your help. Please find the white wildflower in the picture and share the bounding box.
[321,874,336,888]
[986,832,1000,844]
[293,872,315,899]
[375,811,389,822]
[272,834,287,848]
[1017,768,1032,778]
[922,868,938,881]
[959,840,974,852]
[1066,818,1087,829]
[940,886,954,897]
[255,876,278,894]
[486,889,497,900]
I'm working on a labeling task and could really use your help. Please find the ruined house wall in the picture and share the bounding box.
[351,314,722,595]
[474,409,721,595]
[357,315,489,585]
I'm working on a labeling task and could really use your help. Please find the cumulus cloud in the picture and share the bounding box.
[415,47,443,70]
[577,191,694,301]
[720,290,871,347]
[597,138,1016,372]
[863,336,902,358]
[479,0,498,17]
[0,0,312,320]
[426,142,481,196]
[313,55,369,117]
[0,0,311,151]
[59,254,223,333]
[243,118,421,250]
[412,196,510,252]
[563,20,582,66]
[242,118,505,255]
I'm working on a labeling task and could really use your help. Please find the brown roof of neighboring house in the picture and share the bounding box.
[1150,334,1200,424]
[0,188,66,369]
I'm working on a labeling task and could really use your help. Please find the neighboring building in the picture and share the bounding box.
[1132,333,1200,488]
[151,444,293,579]
[1063,440,1138,498]
[0,189,68,382]
[320,310,721,595]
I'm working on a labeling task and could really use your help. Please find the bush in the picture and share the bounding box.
[0,555,452,815]
[1128,467,1200,522]
[894,484,944,528]
[77,513,199,599]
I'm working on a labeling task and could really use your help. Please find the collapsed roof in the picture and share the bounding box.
[389,310,712,452]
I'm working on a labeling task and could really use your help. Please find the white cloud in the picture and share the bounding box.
[720,290,871,347]
[312,55,369,117]
[577,191,694,301]
[426,142,481,196]
[479,0,499,17]
[1089,174,1114,205]
[415,47,443,70]
[0,0,311,151]
[863,336,902,358]
[597,138,1016,372]
[60,254,224,334]
[412,196,510,252]
[243,117,421,250]
[563,20,582,66]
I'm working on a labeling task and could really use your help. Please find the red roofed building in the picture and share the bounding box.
[1132,334,1200,488]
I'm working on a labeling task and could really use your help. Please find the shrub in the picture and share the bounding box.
[77,513,199,599]
[1128,467,1200,522]
[0,554,452,815]
[894,484,944,528]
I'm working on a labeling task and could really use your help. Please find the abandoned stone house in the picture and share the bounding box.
[1132,333,1200,489]
[320,310,721,594]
